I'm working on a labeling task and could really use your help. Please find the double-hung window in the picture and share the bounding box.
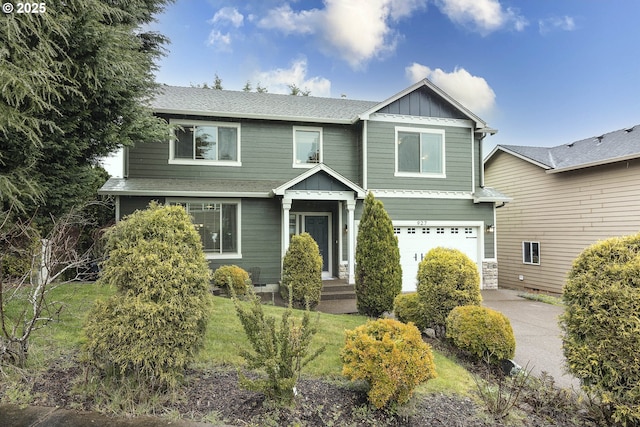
[170,200,241,259]
[293,126,322,167]
[395,127,445,177]
[170,120,241,166]
[523,241,540,265]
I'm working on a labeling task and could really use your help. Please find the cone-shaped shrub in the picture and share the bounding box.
[84,203,212,389]
[355,192,402,317]
[561,233,640,426]
[281,232,323,309]
[417,247,481,337]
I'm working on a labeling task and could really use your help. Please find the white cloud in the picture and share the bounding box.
[258,0,427,69]
[254,58,331,97]
[207,30,232,51]
[539,16,576,34]
[211,7,244,28]
[435,0,527,35]
[405,63,496,115]
[258,4,320,34]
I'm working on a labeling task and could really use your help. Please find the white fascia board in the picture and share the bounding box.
[369,113,473,128]
[369,189,473,199]
[155,108,353,125]
[273,163,366,198]
[97,189,272,198]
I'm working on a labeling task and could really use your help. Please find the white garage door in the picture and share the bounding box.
[395,226,479,293]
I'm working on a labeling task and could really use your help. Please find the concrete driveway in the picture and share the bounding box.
[481,289,580,390]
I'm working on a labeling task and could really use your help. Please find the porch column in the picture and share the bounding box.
[347,198,356,285]
[282,198,292,259]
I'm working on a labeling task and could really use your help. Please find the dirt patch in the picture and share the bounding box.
[16,351,593,426]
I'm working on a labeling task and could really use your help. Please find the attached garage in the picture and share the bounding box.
[394,223,482,292]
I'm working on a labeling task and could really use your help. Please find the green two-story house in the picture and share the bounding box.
[99,79,509,291]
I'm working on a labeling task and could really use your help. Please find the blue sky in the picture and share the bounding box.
[149,0,640,153]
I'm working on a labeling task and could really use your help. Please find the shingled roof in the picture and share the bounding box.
[151,85,379,124]
[487,125,640,173]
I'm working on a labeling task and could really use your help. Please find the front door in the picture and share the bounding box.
[304,215,329,272]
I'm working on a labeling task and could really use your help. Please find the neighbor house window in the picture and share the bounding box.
[170,120,241,166]
[395,127,445,177]
[523,241,540,265]
[170,200,241,259]
[293,126,322,167]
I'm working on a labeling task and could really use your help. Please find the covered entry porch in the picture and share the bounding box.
[273,164,365,285]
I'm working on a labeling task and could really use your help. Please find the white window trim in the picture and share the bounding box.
[394,126,446,178]
[292,126,323,168]
[168,198,242,260]
[522,241,540,265]
[168,119,241,167]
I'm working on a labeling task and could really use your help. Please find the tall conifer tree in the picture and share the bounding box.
[355,192,402,317]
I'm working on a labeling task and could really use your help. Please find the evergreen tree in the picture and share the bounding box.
[355,192,402,317]
[1,1,172,229]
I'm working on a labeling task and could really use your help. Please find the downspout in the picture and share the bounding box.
[362,120,368,189]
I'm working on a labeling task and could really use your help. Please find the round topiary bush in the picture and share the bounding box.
[417,247,481,337]
[561,233,640,425]
[213,265,251,296]
[83,203,212,389]
[446,305,515,364]
[281,232,323,309]
[341,318,437,409]
[355,192,402,318]
[393,292,428,332]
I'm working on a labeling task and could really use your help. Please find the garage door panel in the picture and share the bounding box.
[396,226,479,293]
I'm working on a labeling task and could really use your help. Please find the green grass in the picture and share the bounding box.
[517,292,564,306]
[25,282,476,396]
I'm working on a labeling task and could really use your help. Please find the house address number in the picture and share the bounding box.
[416,220,429,226]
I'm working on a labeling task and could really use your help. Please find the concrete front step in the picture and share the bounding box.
[321,279,356,301]
[321,290,357,300]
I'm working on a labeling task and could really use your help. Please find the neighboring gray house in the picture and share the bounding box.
[484,125,640,294]
[99,79,508,291]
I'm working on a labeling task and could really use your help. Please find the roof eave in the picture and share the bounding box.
[153,108,354,125]
[484,145,553,170]
[98,188,273,198]
[546,152,640,174]
[359,79,488,129]
[272,164,366,198]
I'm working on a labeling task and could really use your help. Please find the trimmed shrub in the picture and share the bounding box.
[446,305,515,364]
[341,318,437,409]
[561,233,640,426]
[417,247,481,337]
[355,192,402,317]
[83,203,212,389]
[281,232,323,309]
[393,292,428,332]
[213,265,251,296]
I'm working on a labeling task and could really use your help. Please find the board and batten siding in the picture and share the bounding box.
[485,151,640,294]
[366,121,474,191]
[128,117,360,184]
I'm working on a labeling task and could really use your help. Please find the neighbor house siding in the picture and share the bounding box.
[128,117,360,184]
[366,121,474,191]
[485,152,640,294]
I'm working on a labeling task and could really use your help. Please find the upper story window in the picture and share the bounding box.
[395,127,445,178]
[523,241,540,265]
[293,126,322,168]
[169,120,241,166]
[169,199,242,259]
